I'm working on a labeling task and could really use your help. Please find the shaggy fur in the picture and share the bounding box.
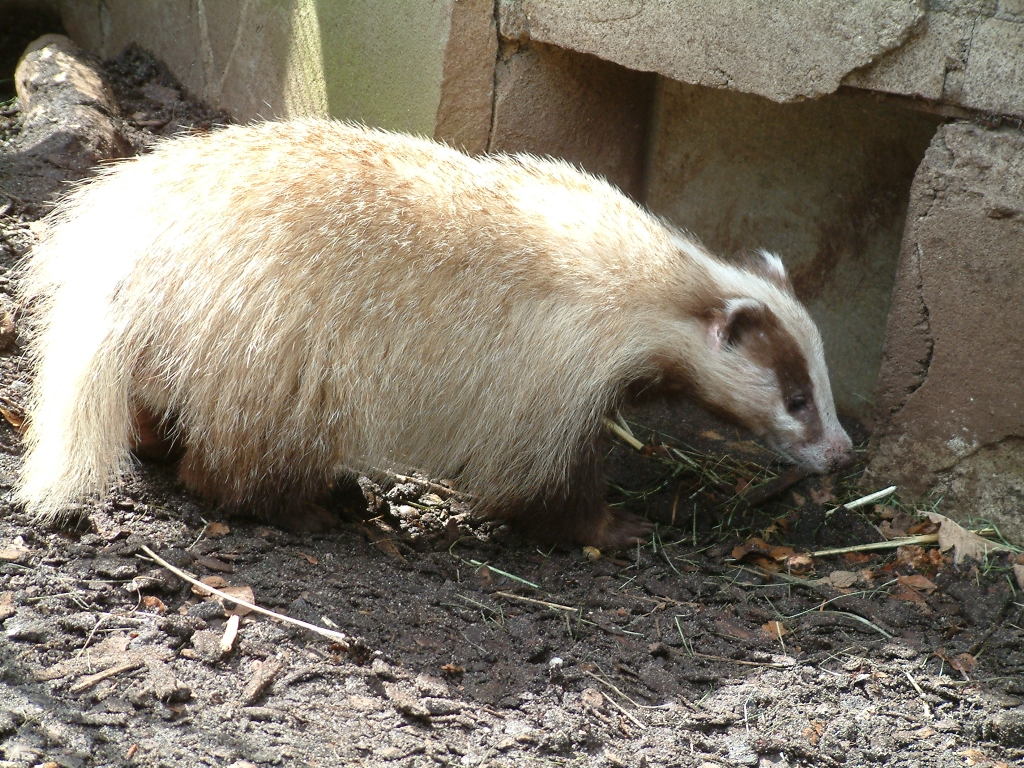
[18,120,852,546]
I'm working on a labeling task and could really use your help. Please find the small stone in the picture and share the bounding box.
[190,629,226,662]
[5,617,50,643]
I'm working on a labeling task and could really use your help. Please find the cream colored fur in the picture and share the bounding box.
[18,120,848,523]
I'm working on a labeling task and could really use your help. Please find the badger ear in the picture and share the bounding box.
[707,298,770,351]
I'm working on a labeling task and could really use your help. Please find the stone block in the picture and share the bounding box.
[489,41,654,200]
[518,0,923,103]
[959,15,1024,116]
[645,80,941,421]
[434,0,498,154]
[869,122,1024,539]
[57,0,491,136]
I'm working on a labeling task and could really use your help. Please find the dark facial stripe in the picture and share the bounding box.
[727,304,824,443]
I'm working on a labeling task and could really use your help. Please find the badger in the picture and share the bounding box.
[17,119,852,547]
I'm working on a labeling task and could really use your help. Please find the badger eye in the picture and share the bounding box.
[787,395,809,415]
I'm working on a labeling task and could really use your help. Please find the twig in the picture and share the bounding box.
[220,614,240,654]
[844,485,898,510]
[694,652,793,669]
[137,545,350,648]
[603,415,644,451]
[810,610,892,639]
[493,591,576,612]
[70,659,144,693]
[583,671,647,728]
[466,560,538,588]
[811,534,939,557]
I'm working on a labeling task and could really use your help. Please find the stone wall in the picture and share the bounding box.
[868,122,1024,540]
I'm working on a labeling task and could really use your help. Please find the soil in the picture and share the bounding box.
[1,40,1024,768]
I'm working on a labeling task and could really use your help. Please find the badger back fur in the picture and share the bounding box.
[19,120,852,547]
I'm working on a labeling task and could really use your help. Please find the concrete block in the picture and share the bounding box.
[960,16,1024,116]
[518,0,923,103]
[645,80,941,422]
[869,122,1024,539]
[843,11,973,102]
[434,0,498,154]
[57,0,482,136]
[489,41,654,200]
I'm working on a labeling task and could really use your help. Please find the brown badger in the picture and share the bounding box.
[18,120,852,547]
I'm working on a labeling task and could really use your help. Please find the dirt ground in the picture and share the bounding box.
[1,40,1024,768]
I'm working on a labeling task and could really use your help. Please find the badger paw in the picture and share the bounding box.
[586,507,653,551]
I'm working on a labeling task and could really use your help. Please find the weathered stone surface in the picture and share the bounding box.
[519,0,924,103]
[846,4,1024,119]
[434,0,498,154]
[60,0,466,134]
[869,122,1024,539]
[645,80,940,421]
[843,10,973,102]
[490,41,655,200]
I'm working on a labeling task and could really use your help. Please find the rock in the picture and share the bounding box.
[869,121,1024,542]
[520,0,923,103]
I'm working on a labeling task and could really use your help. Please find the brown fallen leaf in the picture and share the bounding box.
[891,584,927,603]
[714,619,754,640]
[897,574,938,593]
[205,522,230,537]
[732,538,772,561]
[804,720,825,746]
[219,585,255,617]
[191,575,228,597]
[927,512,1010,564]
[195,555,234,573]
[783,553,814,575]
[769,545,796,561]
[914,726,937,738]
[141,596,166,614]
[827,570,858,589]
[295,551,319,565]
[0,591,14,621]
[762,621,788,639]
[0,404,24,431]
[907,520,940,535]
[440,663,465,675]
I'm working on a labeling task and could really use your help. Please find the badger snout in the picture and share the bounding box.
[783,431,855,474]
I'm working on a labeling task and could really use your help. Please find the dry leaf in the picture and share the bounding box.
[827,570,858,588]
[927,512,1010,564]
[0,404,24,431]
[783,554,814,575]
[897,574,937,593]
[762,621,788,639]
[732,538,772,561]
[195,555,234,573]
[769,545,796,561]
[205,522,230,537]
[914,726,937,738]
[191,575,228,597]
[950,652,978,677]
[219,585,255,616]
[907,520,939,535]
[141,596,166,614]
[895,545,944,572]
[0,591,14,621]
[804,721,825,746]
[440,663,465,675]
[295,551,319,565]
[890,584,927,603]
[714,619,753,640]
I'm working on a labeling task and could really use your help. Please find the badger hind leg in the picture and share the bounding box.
[501,442,653,549]
[177,449,343,532]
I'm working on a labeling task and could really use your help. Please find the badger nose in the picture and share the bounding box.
[826,433,856,471]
